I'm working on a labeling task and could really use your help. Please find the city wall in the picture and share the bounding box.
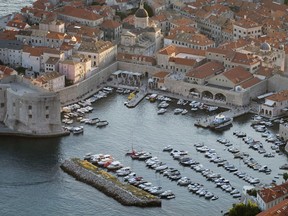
[267,74,288,92]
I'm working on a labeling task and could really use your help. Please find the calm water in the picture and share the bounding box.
[1,93,288,216]
[0,0,34,17]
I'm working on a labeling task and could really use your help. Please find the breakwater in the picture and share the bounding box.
[60,158,161,207]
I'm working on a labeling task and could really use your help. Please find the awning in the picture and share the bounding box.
[264,100,275,106]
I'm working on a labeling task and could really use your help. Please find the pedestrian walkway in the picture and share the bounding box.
[125,90,148,108]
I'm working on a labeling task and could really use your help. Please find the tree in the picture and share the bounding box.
[229,201,261,216]
[15,66,26,75]
[283,173,288,181]
[144,3,154,17]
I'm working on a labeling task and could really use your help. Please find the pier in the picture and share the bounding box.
[194,107,251,128]
[61,158,161,207]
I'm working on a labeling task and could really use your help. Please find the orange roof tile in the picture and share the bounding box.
[186,61,224,79]
[153,71,169,79]
[57,6,103,21]
[223,66,253,84]
[266,90,288,102]
[240,77,261,89]
[256,199,288,216]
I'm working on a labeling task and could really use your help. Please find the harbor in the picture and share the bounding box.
[1,91,288,216]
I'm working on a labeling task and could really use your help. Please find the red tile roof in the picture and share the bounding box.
[57,6,103,21]
[240,77,261,89]
[153,71,169,79]
[223,66,253,84]
[266,90,288,102]
[186,61,224,79]
[256,199,288,216]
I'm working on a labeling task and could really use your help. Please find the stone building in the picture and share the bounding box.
[0,75,63,136]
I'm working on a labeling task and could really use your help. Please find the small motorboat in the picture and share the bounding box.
[177,177,191,186]
[211,196,219,201]
[106,161,123,171]
[96,120,109,127]
[72,126,84,135]
[157,108,167,115]
[160,190,175,199]
[181,109,188,115]
[174,108,184,114]
[163,145,173,152]
[116,167,131,176]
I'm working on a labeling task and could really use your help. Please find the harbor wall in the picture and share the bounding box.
[267,74,288,92]
[60,159,161,207]
[57,62,118,105]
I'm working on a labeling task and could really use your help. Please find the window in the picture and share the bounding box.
[45,106,49,110]
[46,114,49,119]
[29,114,32,119]
[0,103,4,108]
[28,105,32,110]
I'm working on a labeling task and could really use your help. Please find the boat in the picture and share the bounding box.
[158,101,169,108]
[157,108,167,115]
[106,161,123,171]
[72,126,84,134]
[204,192,214,199]
[160,190,175,199]
[177,177,191,186]
[102,87,114,93]
[128,92,135,100]
[116,167,131,176]
[181,109,188,115]
[163,145,173,152]
[211,196,219,201]
[174,108,184,114]
[96,120,109,127]
[210,114,233,130]
[86,118,100,125]
[149,94,158,102]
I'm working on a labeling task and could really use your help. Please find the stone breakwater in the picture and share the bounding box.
[60,159,161,207]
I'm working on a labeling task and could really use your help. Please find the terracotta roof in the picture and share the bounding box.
[186,61,224,79]
[256,199,288,216]
[240,77,261,89]
[166,32,214,46]
[159,45,206,57]
[46,32,66,40]
[153,71,169,79]
[0,65,16,76]
[0,30,18,40]
[101,20,121,29]
[222,66,253,84]
[228,52,260,66]
[234,17,261,28]
[169,57,196,66]
[57,6,103,21]
[255,66,274,77]
[117,53,156,65]
[158,45,176,55]
[266,90,288,102]
[6,20,28,29]
[35,71,63,84]
[206,47,230,55]
[23,46,62,56]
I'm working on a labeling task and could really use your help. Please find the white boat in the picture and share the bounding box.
[191,107,198,111]
[177,99,184,105]
[174,108,183,114]
[157,108,167,115]
[181,109,188,115]
[160,190,175,199]
[158,101,169,108]
[177,177,191,186]
[116,167,131,176]
[106,161,123,171]
[72,126,84,134]
[96,120,109,127]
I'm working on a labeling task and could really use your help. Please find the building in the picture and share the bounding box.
[185,61,225,85]
[0,65,17,79]
[257,182,288,211]
[260,90,288,118]
[0,39,23,67]
[0,75,63,135]
[56,6,104,27]
[256,199,288,216]
[157,45,206,72]
[117,53,156,66]
[100,19,122,41]
[32,71,65,91]
[149,71,169,89]
[233,17,262,40]
[76,40,117,68]
[59,57,91,84]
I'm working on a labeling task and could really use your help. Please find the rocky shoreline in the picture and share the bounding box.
[60,158,161,207]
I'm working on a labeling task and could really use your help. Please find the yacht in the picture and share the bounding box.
[96,120,109,127]
[106,161,123,171]
[72,126,84,135]
[174,108,184,114]
[160,190,175,199]
[209,114,233,130]
[116,167,131,176]
[157,108,167,115]
[181,109,188,115]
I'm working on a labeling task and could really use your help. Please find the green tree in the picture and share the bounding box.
[229,201,261,216]
[285,0,288,5]
[283,173,288,181]
[15,66,26,75]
